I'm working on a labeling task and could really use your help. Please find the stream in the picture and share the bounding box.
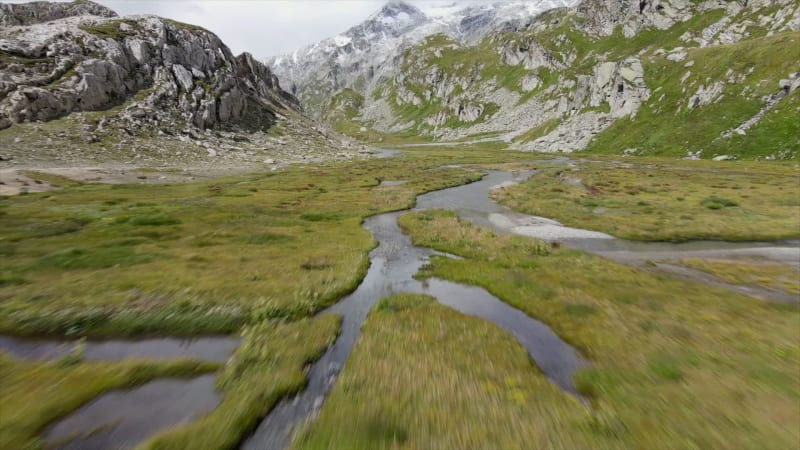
[242,168,799,450]
[2,163,797,450]
[241,208,584,450]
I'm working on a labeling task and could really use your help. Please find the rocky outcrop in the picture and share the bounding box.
[0,6,299,133]
[577,0,713,37]
[589,58,650,118]
[0,0,116,26]
[576,0,800,39]
[501,39,563,71]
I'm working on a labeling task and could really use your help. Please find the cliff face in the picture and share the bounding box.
[326,0,799,159]
[0,3,299,133]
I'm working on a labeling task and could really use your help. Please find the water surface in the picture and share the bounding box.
[45,374,221,450]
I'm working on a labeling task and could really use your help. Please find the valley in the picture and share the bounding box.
[0,0,798,449]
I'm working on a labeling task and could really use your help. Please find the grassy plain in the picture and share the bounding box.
[394,210,799,449]
[492,158,800,242]
[2,148,799,449]
[0,157,480,337]
[0,153,481,449]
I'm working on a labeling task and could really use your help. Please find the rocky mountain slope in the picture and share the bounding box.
[315,0,800,160]
[266,0,576,117]
[0,0,354,169]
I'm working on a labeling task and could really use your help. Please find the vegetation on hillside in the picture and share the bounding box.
[331,5,799,159]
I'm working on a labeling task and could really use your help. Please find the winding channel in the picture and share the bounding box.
[1,161,797,450]
[241,207,585,450]
[243,167,800,450]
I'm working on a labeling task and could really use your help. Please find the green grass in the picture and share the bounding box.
[295,294,585,449]
[79,19,140,41]
[0,157,481,337]
[139,315,340,450]
[0,354,218,450]
[718,88,800,159]
[492,158,800,241]
[676,258,800,295]
[164,18,211,34]
[0,49,51,67]
[398,209,800,449]
[586,31,800,158]
[36,246,163,270]
[512,118,561,144]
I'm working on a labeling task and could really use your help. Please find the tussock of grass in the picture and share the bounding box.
[493,159,800,241]
[128,214,182,226]
[0,354,218,450]
[295,295,584,449]
[399,210,800,449]
[139,315,340,450]
[700,196,739,210]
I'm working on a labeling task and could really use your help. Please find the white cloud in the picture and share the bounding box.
[104,1,393,57]
[5,0,488,57]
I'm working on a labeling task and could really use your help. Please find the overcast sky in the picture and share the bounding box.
[8,0,483,57]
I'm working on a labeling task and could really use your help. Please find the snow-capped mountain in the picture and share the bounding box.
[265,0,576,116]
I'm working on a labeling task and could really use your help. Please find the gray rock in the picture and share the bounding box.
[0,8,299,133]
[172,64,194,92]
[0,0,116,26]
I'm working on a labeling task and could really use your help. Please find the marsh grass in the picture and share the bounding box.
[492,159,800,242]
[139,315,340,450]
[0,353,218,450]
[295,294,586,450]
[399,210,800,449]
[0,157,480,337]
[677,258,800,295]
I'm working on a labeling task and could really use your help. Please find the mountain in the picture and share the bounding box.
[319,0,800,160]
[266,0,575,117]
[0,0,352,167]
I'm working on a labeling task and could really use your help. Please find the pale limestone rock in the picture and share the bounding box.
[172,64,194,91]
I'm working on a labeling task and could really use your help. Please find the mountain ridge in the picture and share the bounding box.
[311,0,800,160]
[266,0,576,117]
